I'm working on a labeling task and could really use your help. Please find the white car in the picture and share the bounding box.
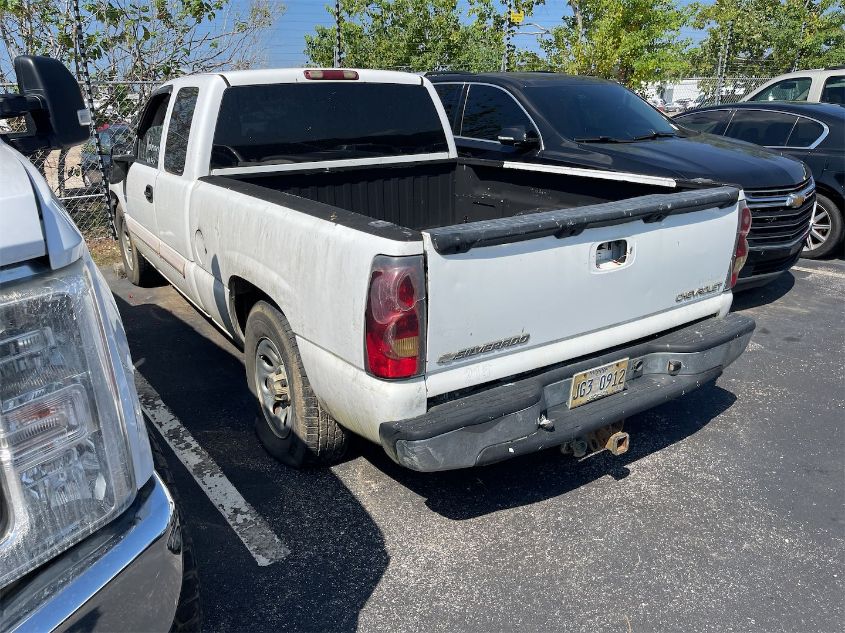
[743,67,845,104]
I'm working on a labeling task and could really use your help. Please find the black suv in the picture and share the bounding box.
[428,72,813,289]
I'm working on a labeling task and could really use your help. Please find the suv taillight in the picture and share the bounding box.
[365,255,426,379]
[728,205,753,289]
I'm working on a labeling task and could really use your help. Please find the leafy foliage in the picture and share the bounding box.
[0,0,282,82]
[690,0,845,75]
[304,0,544,72]
[540,0,693,87]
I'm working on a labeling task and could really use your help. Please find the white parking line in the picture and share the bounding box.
[792,266,845,279]
[135,372,289,566]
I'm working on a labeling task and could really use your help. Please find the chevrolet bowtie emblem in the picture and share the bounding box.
[785,193,806,209]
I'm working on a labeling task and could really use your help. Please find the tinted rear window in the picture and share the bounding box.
[211,83,448,168]
[724,110,798,146]
[786,116,825,147]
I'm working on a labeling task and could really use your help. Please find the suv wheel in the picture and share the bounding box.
[802,193,843,259]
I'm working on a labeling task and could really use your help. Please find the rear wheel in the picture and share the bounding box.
[802,193,843,259]
[115,201,155,286]
[245,301,348,468]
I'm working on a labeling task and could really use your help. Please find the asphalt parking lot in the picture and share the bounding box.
[104,257,844,633]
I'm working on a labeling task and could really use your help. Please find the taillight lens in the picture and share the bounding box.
[728,205,753,289]
[365,255,426,379]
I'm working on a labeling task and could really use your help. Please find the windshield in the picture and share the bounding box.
[525,82,677,142]
[211,83,449,168]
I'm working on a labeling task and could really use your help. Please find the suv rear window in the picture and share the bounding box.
[211,83,448,168]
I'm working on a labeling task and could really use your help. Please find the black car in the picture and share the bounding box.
[675,101,845,259]
[428,72,814,288]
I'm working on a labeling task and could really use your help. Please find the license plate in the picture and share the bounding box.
[568,358,629,409]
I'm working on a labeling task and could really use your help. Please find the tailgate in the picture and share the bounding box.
[422,186,740,396]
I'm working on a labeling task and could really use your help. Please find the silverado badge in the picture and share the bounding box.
[437,333,530,365]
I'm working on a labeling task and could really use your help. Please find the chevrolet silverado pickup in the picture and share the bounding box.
[0,56,197,632]
[109,68,755,472]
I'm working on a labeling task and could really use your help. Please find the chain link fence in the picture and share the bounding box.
[649,75,774,115]
[1,81,157,239]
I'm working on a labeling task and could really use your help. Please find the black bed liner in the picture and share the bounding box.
[203,158,739,252]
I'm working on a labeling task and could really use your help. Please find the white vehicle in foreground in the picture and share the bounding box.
[110,68,756,472]
[0,56,197,632]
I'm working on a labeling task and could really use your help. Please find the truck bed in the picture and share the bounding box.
[212,157,684,231]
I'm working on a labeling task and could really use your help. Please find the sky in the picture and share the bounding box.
[245,0,709,68]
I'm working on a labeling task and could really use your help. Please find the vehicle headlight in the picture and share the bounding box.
[0,257,135,588]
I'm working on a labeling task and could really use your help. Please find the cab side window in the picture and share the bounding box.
[748,78,811,102]
[164,87,200,175]
[137,94,170,167]
[460,84,535,142]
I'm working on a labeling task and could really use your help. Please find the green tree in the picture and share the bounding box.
[0,0,282,82]
[540,0,693,87]
[690,0,845,75]
[304,0,543,72]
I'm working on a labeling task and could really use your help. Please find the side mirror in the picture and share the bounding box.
[110,153,135,184]
[0,55,91,154]
[497,126,539,150]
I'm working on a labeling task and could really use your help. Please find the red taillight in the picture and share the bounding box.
[303,69,359,80]
[728,205,753,289]
[365,255,426,379]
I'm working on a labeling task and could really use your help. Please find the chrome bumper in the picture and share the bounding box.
[4,473,183,633]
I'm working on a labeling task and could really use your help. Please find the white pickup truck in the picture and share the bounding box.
[110,68,756,472]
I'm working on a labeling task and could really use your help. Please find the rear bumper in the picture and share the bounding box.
[4,473,182,633]
[380,312,755,472]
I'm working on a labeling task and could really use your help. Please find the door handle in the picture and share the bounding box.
[144,185,154,202]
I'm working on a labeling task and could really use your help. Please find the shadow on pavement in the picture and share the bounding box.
[731,272,795,311]
[360,383,737,521]
[112,292,388,633]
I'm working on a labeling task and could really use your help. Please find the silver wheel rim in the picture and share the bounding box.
[254,337,291,437]
[122,223,134,271]
[804,202,832,251]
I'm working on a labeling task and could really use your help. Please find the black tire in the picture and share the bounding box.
[115,201,155,286]
[802,193,843,260]
[147,424,202,633]
[245,301,348,468]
